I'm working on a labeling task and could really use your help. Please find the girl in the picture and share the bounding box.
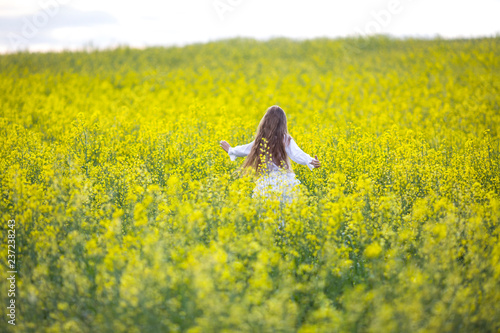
[219,105,321,204]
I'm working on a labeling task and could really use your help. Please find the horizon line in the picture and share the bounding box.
[2,33,499,56]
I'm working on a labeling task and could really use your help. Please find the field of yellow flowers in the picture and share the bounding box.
[0,36,499,332]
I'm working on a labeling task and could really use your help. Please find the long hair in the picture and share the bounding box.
[241,105,292,176]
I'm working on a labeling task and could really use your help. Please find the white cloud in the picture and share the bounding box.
[0,0,499,53]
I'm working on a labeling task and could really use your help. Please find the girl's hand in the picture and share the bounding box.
[219,140,231,153]
[311,155,321,168]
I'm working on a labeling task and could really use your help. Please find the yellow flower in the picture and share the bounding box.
[365,242,383,259]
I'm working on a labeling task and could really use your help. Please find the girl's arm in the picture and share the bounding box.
[220,140,254,161]
[286,136,318,170]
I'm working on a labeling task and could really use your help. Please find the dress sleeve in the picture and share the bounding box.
[228,141,254,161]
[286,136,315,170]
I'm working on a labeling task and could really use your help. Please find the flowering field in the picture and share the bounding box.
[1,37,499,332]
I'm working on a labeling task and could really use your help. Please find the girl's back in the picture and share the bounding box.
[219,105,321,203]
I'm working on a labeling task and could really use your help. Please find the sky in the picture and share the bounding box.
[1,0,500,53]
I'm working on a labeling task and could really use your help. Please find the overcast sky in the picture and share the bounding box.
[1,0,500,53]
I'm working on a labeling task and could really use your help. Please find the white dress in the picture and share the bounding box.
[228,134,315,204]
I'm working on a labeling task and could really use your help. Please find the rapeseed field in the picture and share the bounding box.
[0,36,499,332]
